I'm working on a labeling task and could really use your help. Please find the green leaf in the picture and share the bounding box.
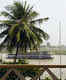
[30,17,49,24]
[8,24,18,38]
[16,31,20,42]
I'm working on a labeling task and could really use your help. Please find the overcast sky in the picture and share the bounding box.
[0,0,66,46]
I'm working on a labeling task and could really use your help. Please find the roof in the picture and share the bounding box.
[7,51,53,59]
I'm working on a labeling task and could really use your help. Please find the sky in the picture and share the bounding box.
[0,0,66,46]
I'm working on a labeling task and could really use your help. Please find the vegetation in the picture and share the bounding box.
[3,59,28,64]
[44,77,51,80]
[0,1,49,63]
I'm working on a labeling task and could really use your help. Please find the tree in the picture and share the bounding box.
[0,1,49,63]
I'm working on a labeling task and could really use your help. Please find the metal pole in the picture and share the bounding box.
[59,21,62,80]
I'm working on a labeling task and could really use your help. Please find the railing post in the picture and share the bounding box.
[46,68,59,80]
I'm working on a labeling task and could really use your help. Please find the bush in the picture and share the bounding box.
[18,59,28,64]
[3,59,28,64]
[44,77,51,80]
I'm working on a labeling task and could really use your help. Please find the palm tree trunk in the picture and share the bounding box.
[14,44,19,63]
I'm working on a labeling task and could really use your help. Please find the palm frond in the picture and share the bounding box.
[8,24,18,38]
[0,24,7,29]
[29,11,39,19]
[42,32,49,40]
[16,31,20,42]
[25,6,33,17]
[24,24,41,45]
[32,26,49,40]
[0,29,8,38]
[0,20,16,26]
[30,17,49,24]
[12,1,26,19]
[24,1,27,11]
[0,35,8,46]
[1,11,16,20]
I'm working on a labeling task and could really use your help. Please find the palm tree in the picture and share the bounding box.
[0,1,49,63]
